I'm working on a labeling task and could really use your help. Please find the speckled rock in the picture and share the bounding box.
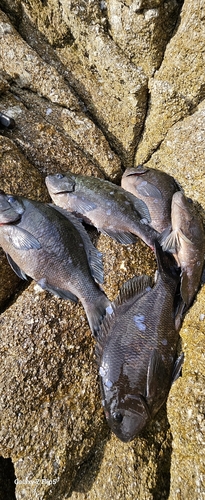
[135,0,205,164]
[167,286,205,500]
[15,1,148,167]
[0,1,204,499]
[107,0,182,77]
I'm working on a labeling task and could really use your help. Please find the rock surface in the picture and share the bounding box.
[0,1,204,500]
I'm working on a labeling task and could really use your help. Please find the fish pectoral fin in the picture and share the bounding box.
[171,353,184,384]
[116,275,153,305]
[146,349,167,400]
[158,226,175,252]
[136,181,162,200]
[6,226,41,250]
[6,253,28,280]
[101,229,137,245]
[38,279,78,302]
[132,196,151,223]
[70,193,97,213]
[160,228,192,253]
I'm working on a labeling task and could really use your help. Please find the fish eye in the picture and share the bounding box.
[56,173,64,179]
[112,412,123,424]
[7,195,15,203]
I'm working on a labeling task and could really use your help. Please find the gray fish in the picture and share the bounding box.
[95,242,182,442]
[45,172,159,249]
[161,191,205,307]
[0,191,111,336]
[121,165,180,233]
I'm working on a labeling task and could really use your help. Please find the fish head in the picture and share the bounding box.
[0,191,24,224]
[45,172,76,197]
[172,191,204,242]
[99,363,150,442]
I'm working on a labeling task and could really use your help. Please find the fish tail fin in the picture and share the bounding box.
[154,240,180,283]
[83,293,112,338]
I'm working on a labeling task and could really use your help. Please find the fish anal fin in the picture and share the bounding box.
[6,253,28,280]
[102,229,137,245]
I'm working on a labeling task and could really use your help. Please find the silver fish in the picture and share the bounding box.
[95,242,182,442]
[45,172,159,249]
[121,165,180,233]
[161,191,205,307]
[0,191,111,336]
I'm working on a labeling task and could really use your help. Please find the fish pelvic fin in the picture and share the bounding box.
[171,353,184,384]
[38,279,78,302]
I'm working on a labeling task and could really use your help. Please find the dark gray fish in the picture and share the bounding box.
[45,172,159,249]
[121,165,180,233]
[95,242,182,442]
[0,112,15,129]
[161,191,205,307]
[0,191,111,336]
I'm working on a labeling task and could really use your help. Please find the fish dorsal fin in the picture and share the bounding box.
[115,275,153,306]
[95,275,153,358]
[49,204,104,284]
[4,226,41,250]
[136,181,162,200]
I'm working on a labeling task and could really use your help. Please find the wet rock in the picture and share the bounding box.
[135,0,205,164]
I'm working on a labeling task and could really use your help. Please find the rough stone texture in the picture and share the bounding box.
[0,1,204,499]
[135,0,205,164]
[17,0,148,168]
[167,286,205,500]
[107,0,182,77]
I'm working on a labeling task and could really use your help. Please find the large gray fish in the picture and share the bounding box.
[0,191,111,336]
[121,165,180,233]
[95,242,182,442]
[45,172,159,249]
[161,191,205,307]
